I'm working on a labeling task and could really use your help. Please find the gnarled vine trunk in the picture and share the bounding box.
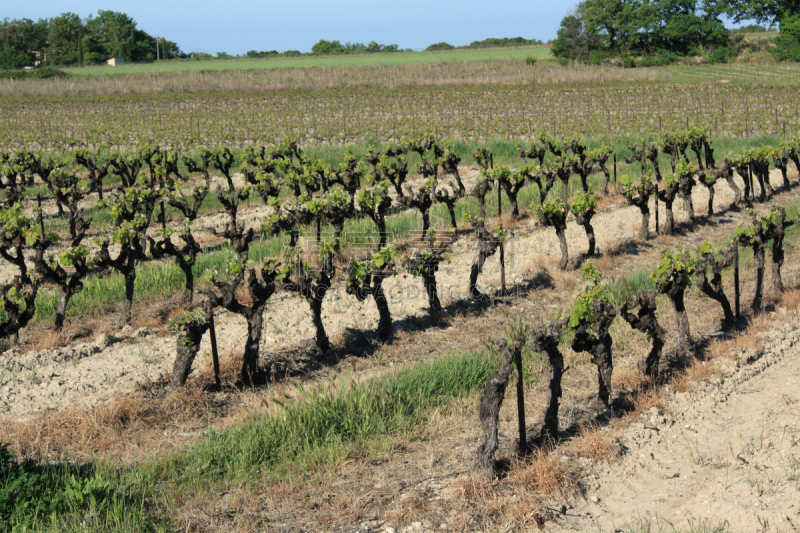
[474,339,514,479]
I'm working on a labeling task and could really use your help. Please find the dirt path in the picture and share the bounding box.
[551,313,800,532]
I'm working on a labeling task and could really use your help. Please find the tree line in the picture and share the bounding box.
[0,11,180,69]
[552,0,800,65]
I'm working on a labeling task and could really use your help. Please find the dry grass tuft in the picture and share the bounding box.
[629,388,665,417]
[592,253,615,272]
[672,356,722,392]
[707,329,758,360]
[0,395,156,461]
[507,447,577,497]
[132,313,165,331]
[0,380,238,462]
[612,364,650,390]
[780,288,800,314]
[165,306,189,321]
[548,269,580,293]
[596,192,625,211]
[571,423,622,463]
[657,233,675,246]
[25,329,69,352]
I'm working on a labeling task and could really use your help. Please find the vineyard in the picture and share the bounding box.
[2,90,800,530]
[4,68,800,151]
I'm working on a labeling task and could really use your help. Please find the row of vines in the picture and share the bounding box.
[1,83,800,152]
[1,130,799,388]
[476,196,798,476]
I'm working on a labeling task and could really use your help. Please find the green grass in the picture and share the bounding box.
[741,31,779,41]
[0,444,163,532]
[61,46,553,77]
[651,61,800,86]
[164,346,501,486]
[1,345,504,531]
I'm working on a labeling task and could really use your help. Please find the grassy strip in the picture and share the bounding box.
[2,345,503,531]
[162,346,502,487]
[0,443,163,532]
[61,47,552,77]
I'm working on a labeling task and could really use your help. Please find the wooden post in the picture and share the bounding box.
[733,238,740,324]
[493,154,506,295]
[654,187,659,234]
[748,158,754,202]
[513,339,526,453]
[206,301,221,388]
[613,154,617,184]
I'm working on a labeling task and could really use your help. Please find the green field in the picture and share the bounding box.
[740,30,780,41]
[61,46,553,76]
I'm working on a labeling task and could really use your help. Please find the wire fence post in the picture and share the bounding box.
[206,300,221,388]
[514,338,526,453]
[654,186,659,234]
[493,153,506,295]
[733,238,741,324]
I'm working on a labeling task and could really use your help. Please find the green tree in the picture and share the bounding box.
[0,18,49,68]
[311,39,346,54]
[551,8,602,61]
[84,10,135,59]
[581,0,641,51]
[425,42,455,51]
[710,0,800,26]
[47,12,84,65]
[653,13,729,54]
[772,14,800,61]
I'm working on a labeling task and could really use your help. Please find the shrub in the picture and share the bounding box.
[0,68,69,81]
[425,42,455,52]
[524,56,537,66]
[772,15,800,62]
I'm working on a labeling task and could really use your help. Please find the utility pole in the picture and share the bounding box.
[156,37,160,61]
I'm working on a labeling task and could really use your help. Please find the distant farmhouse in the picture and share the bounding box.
[28,50,44,67]
[106,57,125,67]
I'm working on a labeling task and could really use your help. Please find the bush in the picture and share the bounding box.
[556,56,571,66]
[587,49,616,65]
[311,39,346,55]
[524,56,537,65]
[710,46,735,64]
[637,53,675,67]
[0,68,69,80]
[425,42,455,52]
[772,15,800,62]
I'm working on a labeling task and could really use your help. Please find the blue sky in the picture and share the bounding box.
[3,1,571,55]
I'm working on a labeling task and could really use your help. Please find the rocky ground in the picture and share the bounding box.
[555,313,800,532]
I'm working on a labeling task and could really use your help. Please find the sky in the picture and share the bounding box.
[3,1,573,55]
